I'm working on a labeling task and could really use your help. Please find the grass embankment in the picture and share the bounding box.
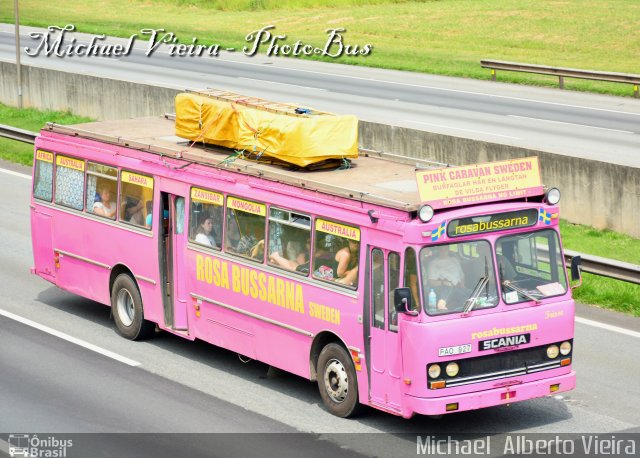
[0,104,91,165]
[1,0,640,96]
[559,221,640,317]
[0,103,638,314]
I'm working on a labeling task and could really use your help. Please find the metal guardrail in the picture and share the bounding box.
[0,123,37,143]
[1,124,638,284]
[481,59,640,97]
[564,250,640,285]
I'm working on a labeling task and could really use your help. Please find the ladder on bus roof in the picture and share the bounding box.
[186,89,334,118]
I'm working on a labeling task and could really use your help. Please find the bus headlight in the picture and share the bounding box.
[428,364,441,379]
[546,345,560,359]
[560,341,572,355]
[545,187,561,205]
[446,362,459,377]
[418,205,434,223]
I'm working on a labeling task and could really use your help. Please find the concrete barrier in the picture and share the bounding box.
[1,61,638,236]
[0,61,179,119]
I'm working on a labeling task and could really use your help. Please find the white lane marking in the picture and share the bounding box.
[238,77,327,92]
[575,316,640,339]
[0,308,141,367]
[0,167,31,180]
[508,115,635,134]
[145,80,190,89]
[404,120,521,140]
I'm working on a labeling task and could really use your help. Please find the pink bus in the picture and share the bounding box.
[30,116,579,418]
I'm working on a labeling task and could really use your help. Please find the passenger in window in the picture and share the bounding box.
[269,236,310,272]
[145,201,154,228]
[314,236,358,286]
[124,197,145,226]
[335,239,360,287]
[194,215,217,248]
[146,202,168,228]
[236,221,265,260]
[226,217,241,249]
[93,185,117,219]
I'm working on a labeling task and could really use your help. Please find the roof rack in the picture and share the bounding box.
[164,112,450,170]
[185,89,334,118]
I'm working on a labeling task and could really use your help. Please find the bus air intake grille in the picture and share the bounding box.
[427,341,572,389]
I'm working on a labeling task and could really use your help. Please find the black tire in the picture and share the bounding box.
[316,343,362,418]
[111,274,155,340]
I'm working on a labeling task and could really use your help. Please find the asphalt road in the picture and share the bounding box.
[1,24,640,168]
[0,162,639,457]
[0,316,377,458]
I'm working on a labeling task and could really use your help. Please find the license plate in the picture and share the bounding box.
[438,343,472,357]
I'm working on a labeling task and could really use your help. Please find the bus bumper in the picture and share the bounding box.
[403,371,576,418]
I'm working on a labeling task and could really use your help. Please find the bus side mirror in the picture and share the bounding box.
[394,288,418,316]
[570,256,582,289]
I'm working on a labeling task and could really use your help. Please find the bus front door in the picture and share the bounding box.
[160,192,189,332]
[368,248,403,412]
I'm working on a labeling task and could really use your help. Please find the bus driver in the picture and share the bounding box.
[426,245,465,311]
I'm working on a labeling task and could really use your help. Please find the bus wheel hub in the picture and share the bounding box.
[324,359,348,403]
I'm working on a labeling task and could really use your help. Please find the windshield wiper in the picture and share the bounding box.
[462,275,489,316]
[502,280,542,304]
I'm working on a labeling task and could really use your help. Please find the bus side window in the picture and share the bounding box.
[86,162,118,220]
[189,188,224,249]
[267,208,311,274]
[33,150,54,202]
[312,219,361,289]
[119,171,153,228]
[225,197,266,261]
[372,249,385,329]
[403,248,420,313]
[54,155,85,211]
[388,252,400,332]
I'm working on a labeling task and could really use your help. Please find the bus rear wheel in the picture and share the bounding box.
[316,343,361,418]
[111,274,155,340]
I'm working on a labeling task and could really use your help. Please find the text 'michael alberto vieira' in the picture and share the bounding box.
[416,435,636,455]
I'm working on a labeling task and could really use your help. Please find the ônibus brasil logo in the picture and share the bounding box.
[6,434,73,457]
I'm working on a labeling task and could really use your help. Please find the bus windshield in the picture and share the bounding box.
[420,240,499,315]
[496,229,568,304]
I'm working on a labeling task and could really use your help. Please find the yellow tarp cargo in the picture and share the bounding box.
[175,92,358,168]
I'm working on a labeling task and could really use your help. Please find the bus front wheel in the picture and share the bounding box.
[317,343,361,418]
[111,274,155,340]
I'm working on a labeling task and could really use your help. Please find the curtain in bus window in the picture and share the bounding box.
[34,160,53,201]
[175,198,185,234]
[269,222,283,256]
[55,166,84,210]
[85,174,97,210]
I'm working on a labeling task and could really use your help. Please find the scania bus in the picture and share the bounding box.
[30,112,579,418]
